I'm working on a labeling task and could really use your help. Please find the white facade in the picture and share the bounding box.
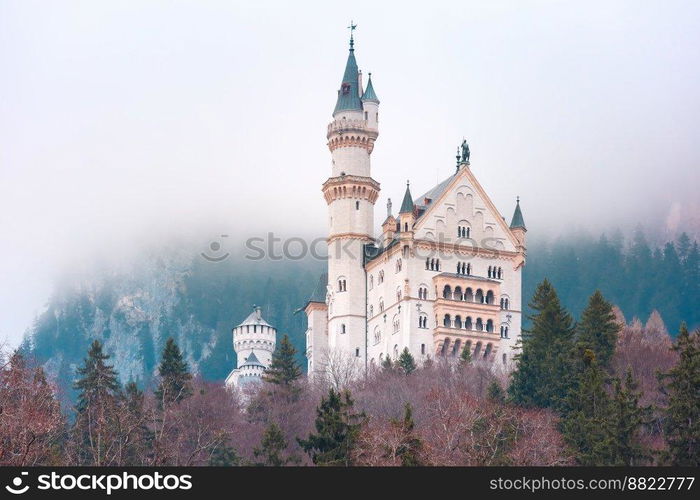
[226,306,277,388]
[304,34,527,379]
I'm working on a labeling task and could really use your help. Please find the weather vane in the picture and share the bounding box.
[348,20,357,47]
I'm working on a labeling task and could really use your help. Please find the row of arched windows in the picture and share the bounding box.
[442,314,495,333]
[439,338,493,360]
[457,225,471,238]
[456,261,471,275]
[425,258,441,271]
[418,286,428,300]
[500,297,510,310]
[442,285,495,305]
[488,266,503,279]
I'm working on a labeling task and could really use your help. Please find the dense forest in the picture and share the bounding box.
[2,280,698,466]
[20,228,700,399]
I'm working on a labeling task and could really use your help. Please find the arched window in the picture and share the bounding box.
[475,289,484,303]
[396,258,402,273]
[443,285,452,299]
[486,290,494,305]
[393,315,400,333]
[418,314,428,328]
[341,324,346,334]
[452,339,462,356]
[404,222,408,232]
[467,263,471,275]
[373,327,381,345]
[418,286,428,300]
[338,278,347,292]
[454,315,462,329]
[425,258,430,270]
[465,287,474,302]
[396,287,402,301]
[403,245,409,258]
[502,353,507,365]
[474,341,482,358]
[369,275,374,290]
[443,314,451,327]
[486,319,494,333]
[498,267,503,279]
[369,305,374,317]
[454,286,463,300]
[487,266,492,278]
[356,201,360,210]
[465,316,473,330]
[393,345,399,358]
[436,259,440,271]
[379,299,384,312]
[476,318,483,331]
[378,270,384,284]
[430,258,435,271]
[484,343,493,359]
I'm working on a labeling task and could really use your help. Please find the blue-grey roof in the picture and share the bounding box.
[237,306,273,328]
[307,273,328,304]
[333,43,363,115]
[510,198,526,229]
[361,74,379,102]
[399,183,414,214]
[413,173,457,221]
[242,351,264,368]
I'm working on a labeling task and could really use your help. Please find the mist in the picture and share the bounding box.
[1,0,700,345]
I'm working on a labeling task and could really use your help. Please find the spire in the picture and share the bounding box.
[510,196,526,230]
[361,72,379,103]
[399,181,414,214]
[333,24,363,115]
[387,198,392,218]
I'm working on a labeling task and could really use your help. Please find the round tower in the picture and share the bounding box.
[228,305,276,387]
[323,30,380,360]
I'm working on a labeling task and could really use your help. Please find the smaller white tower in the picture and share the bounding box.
[225,306,277,388]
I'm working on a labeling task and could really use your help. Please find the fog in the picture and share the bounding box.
[1,0,699,345]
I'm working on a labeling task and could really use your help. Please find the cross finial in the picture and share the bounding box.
[348,21,357,49]
[517,196,520,203]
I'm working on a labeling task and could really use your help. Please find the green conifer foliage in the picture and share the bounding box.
[155,338,192,407]
[263,334,302,386]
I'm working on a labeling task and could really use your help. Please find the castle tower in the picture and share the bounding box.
[322,29,380,363]
[225,306,277,388]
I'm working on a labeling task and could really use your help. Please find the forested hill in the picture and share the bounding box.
[22,229,699,395]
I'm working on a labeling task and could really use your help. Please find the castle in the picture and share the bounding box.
[227,30,526,387]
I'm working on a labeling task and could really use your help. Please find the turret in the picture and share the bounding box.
[225,305,277,388]
[398,181,416,235]
[510,197,527,250]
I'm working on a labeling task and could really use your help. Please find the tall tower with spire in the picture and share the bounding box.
[320,27,380,365]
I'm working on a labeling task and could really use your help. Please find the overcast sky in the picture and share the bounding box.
[1,0,699,345]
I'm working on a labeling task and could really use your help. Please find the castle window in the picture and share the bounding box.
[476,318,483,331]
[404,222,408,232]
[356,201,360,210]
[486,319,494,333]
[442,285,452,299]
[341,324,346,334]
[418,314,428,328]
[455,315,462,329]
[355,347,360,357]
[393,345,398,358]
[364,111,368,120]
[421,343,425,355]
[378,270,384,284]
[465,316,473,330]
[396,287,402,301]
[443,314,451,327]
[425,258,430,270]
[393,315,400,333]
[503,353,507,365]
[369,275,374,290]
[369,305,374,317]
[338,279,347,292]
[403,245,409,258]
[467,263,471,275]
[373,327,381,345]
[379,299,384,312]
[396,258,402,273]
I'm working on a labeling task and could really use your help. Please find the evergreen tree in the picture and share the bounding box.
[560,349,613,465]
[397,348,417,375]
[659,324,700,466]
[509,279,575,409]
[122,381,152,465]
[73,340,123,465]
[576,290,620,368]
[391,403,422,466]
[606,370,651,465]
[155,338,192,407]
[460,344,472,364]
[263,334,302,386]
[487,380,506,404]
[209,440,242,466]
[253,423,298,466]
[298,388,365,466]
[381,355,394,372]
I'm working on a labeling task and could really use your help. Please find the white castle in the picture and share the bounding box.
[228,30,526,387]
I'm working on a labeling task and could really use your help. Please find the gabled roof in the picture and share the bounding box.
[510,198,526,230]
[333,41,363,115]
[361,73,379,103]
[413,173,457,221]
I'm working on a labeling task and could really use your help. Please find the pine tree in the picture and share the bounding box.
[381,355,394,372]
[487,380,506,404]
[73,340,123,465]
[391,403,422,466]
[576,290,620,368]
[155,338,192,407]
[397,348,417,375]
[253,423,298,466]
[560,349,613,465]
[509,279,575,409]
[209,440,242,466]
[606,370,652,465]
[460,344,472,364]
[659,324,700,466]
[122,381,152,465]
[263,334,302,386]
[298,388,365,466]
